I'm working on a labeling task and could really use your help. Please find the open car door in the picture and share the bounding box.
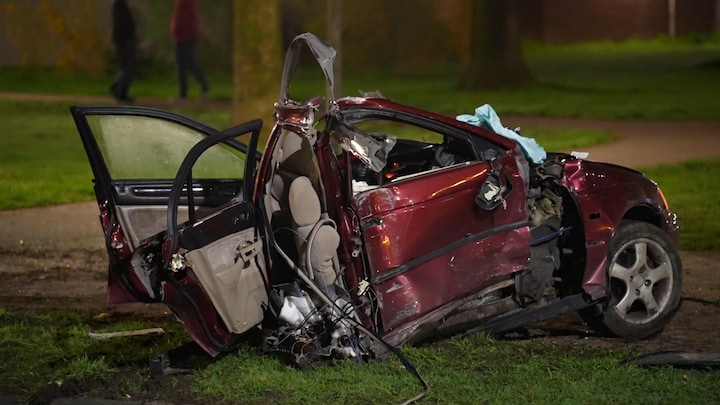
[72,106,267,355]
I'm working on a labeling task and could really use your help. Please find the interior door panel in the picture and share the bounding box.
[113,180,243,247]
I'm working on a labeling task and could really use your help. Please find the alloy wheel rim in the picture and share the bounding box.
[609,238,673,325]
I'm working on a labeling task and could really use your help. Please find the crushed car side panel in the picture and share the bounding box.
[358,159,529,330]
[352,152,530,333]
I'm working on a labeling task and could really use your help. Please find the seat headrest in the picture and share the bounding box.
[288,176,321,227]
[280,131,303,161]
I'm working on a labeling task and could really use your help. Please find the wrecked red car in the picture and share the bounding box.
[71,33,682,367]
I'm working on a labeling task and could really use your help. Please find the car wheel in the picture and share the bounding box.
[581,220,682,340]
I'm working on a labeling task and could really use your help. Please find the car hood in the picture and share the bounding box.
[577,159,649,186]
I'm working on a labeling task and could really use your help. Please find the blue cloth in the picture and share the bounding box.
[457,104,546,164]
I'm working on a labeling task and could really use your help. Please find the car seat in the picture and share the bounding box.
[266,129,341,299]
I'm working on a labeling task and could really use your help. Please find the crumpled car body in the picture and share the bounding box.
[71,33,682,364]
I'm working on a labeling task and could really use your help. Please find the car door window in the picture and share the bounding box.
[87,114,245,180]
[75,108,253,250]
[348,117,477,192]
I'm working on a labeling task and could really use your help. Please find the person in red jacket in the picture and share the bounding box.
[170,0,209,100]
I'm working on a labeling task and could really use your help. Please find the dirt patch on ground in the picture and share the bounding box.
[1,247,718,353]
[0,247,171,318]
[528,249,720,353]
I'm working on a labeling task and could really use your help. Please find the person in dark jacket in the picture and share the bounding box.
[109,0,136,103]
[171,0,209,100]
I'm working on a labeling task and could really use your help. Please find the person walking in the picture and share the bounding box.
[171,0,209,100]
[109,0,136,103]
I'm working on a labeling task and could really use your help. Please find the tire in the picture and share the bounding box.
[581,220,682,340]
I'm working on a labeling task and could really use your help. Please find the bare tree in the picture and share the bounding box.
[231,0,283,128]
[460,0,531,90]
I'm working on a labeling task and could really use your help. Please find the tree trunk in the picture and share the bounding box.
[326,0,342,99]
[460,0,531,90]
[231,0,283,131]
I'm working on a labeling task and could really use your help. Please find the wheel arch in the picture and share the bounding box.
[622,204,664,229]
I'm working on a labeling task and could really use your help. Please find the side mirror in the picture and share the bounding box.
[475,167,511,210]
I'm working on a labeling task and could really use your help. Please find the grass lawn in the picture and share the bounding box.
[642,159,720,250]
[0,101,94,208]
[2,308,718,404]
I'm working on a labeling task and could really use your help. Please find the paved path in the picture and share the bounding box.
[0,92,718,252]
[0,201,103,251]
[507,116,720,169]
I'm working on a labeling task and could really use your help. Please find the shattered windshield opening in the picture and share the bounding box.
[277,32,396,173]
[329,115,397,173]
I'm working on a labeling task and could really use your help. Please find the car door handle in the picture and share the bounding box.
[131,186,205,197]
[362,217,382,230]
